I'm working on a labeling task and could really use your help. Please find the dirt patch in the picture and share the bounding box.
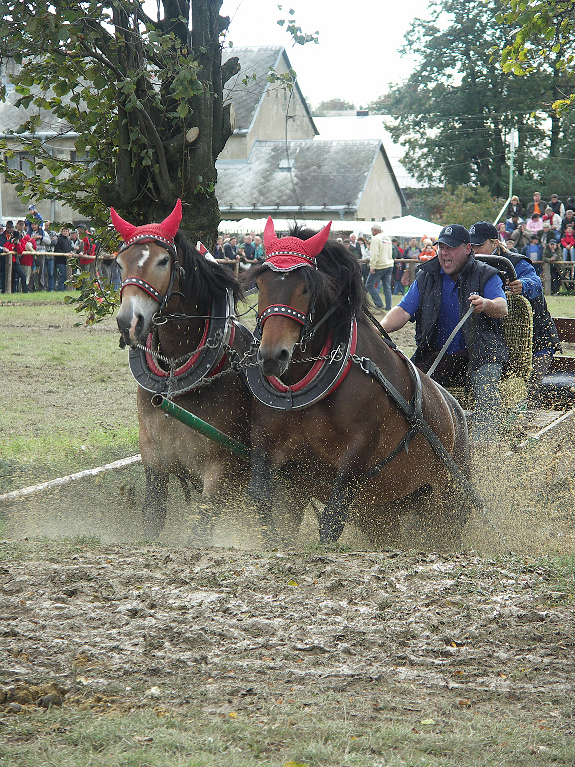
[0,540,574,765]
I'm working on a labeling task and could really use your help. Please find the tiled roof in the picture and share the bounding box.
[222,46,283,132]
[216,139,385,211]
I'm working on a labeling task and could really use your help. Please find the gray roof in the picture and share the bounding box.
[0,88,73,136]
[222,46,317,135]
[216,139,404,212]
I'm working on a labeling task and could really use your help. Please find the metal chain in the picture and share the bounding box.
[135,329,224,369]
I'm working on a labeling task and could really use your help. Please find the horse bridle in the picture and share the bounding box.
[255,294,340,351]
[119,237,184,317]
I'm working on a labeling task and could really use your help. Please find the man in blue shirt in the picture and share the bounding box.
[381,224,508,446]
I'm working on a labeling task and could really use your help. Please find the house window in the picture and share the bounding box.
[70,150,90,163]
[5,152,34,178]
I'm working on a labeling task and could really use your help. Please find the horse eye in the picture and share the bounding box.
[158,256,170,267]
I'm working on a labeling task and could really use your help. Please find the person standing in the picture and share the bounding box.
[543,239,562,295]
[366,223,393,311]
[357,235,370,283]
[522,235,543,277]
[253,235,265,261]
[391,237,405,295]
[54,227,73,291]
[381,224,508,446]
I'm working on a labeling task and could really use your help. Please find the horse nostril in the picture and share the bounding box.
[277,348,290,366]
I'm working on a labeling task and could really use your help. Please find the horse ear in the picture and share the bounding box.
[110,207,137,242]
[264,216,276,251]
[160,199,182,238]
[305,221,332,257]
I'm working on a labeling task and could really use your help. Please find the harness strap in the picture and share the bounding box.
[356,354,480,501]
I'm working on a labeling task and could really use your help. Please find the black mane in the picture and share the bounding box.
[247,225,369,338]
[175,232,243,313]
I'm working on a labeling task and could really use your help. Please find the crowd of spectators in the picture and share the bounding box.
[0,205,117,293]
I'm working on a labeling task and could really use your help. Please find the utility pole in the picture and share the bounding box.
[509,128,518,200]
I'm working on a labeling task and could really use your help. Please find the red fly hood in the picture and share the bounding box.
[110,199,182,250]
[263,216,332,271]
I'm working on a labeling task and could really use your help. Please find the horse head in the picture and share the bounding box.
[249,218,330,377]
[113,201,183,347]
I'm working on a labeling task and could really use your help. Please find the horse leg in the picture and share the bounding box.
[318,472,357,544]
[249,447,278,545]
[142,464,169,537]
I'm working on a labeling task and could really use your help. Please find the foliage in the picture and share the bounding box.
[65,270,120,325]
[374,0,552,197]
[0,0,240,243]
[431,186,506,228]
[500,1,575,113]
[312,97,356,116]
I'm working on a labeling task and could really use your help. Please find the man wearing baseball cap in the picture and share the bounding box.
[381,223,508,446]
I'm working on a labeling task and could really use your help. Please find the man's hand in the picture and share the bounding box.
[370,267,375,274]
[507,278,523,296]
[469,293,508,318]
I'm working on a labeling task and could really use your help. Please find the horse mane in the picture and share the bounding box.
[246,225,369,338]
[175,232,243,312]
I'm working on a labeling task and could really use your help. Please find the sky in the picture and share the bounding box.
[220,0,432,109]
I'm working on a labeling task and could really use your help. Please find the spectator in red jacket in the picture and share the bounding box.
[561,225,575,261]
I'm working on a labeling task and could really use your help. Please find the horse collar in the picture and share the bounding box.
[128,289,236,397]
[246,318,357,410]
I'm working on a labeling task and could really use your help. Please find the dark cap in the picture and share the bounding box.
[551,193,559,199]
[469,221,498,245]
[436,224,470,248]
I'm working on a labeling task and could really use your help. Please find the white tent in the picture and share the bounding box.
[377,215,442,239]
[219,218,366,235]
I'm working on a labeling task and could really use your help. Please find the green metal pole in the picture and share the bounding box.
[151,395,250,460]
[509,128,517,202]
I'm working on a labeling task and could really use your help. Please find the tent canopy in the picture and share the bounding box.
[219,215,442,239]
[377,215,442,239]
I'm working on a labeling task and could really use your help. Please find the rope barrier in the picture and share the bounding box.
[0,455,142,505]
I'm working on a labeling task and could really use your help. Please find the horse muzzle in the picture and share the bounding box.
[257,344,292,378]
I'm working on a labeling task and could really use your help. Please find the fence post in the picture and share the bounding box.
[543,260,551,295]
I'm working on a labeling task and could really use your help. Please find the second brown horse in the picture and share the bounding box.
[245,218,476,549]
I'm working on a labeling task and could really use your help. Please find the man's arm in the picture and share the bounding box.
[469,294,508,318]
[380,305,411,332]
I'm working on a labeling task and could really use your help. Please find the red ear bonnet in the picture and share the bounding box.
[263,216,332,271]
[110,199,182,249]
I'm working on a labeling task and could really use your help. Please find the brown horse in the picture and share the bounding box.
[245,218,476,550]
[113,201,252,540]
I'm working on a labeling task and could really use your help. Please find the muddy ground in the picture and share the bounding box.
[0,540,574,765]
[2,300,575,764]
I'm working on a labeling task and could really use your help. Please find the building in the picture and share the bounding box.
[217,46,406,224]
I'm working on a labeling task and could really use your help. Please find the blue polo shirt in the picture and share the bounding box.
[399,271,506,354]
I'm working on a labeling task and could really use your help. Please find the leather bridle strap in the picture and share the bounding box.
[258,304,307,327]
[120,277,162,303]
[119,242,180,315]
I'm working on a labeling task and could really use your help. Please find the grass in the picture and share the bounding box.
[0,690,573,767]
[0,292,139,493]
